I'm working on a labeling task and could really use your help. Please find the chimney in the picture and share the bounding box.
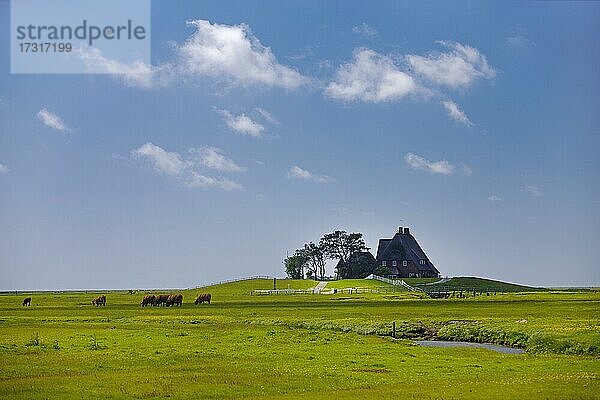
[398,226,403,234]
[404,227,410,235]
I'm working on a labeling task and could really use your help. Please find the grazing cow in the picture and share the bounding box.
[22,297,31,307]
[141,295,156,307]
[194,293,211,305]
[92,295,106,306]
[155,294,169,307]
[166,294,183,307]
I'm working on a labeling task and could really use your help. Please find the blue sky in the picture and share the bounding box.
[1,1,599,289]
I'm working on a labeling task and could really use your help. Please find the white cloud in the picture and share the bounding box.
[523,185,543,197]
[255,107,278,125]
[37,108,69,132]
[187,173,243,191]
[132,142,189,176]
[404,153,455,175]
[506,26,535,48]
[352,23,378,37]
[0,163,8,174]
[507,35,535,48]
[488,195,503,202]
[217,109,265,137]
[75,46,169,89]
[325,48,419,102]
[461,163,473,176]
[74,20,306,90]
[176,19,307,88]
[406,41,496,89]
[193,146,244,172]
[287,165,335,183]
[132,142,243,191]
[442,100,473,126]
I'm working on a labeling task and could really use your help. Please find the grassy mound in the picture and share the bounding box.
[419,277,545,292]
[403,278,441,285]
[188,278,317,297]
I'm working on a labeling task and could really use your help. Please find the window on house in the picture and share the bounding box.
[392,261,397,267]
[402,260,408,267]
[382,261,386,267]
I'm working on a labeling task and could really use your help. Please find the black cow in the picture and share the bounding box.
[194,293,211,305]
[155,294,169,306]
[166,294,183,307]
[141,295,156,307]
[22,297,31,307]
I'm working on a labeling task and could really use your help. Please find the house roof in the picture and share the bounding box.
[376,230,439,275]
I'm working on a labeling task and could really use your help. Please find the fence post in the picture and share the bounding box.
[392,321,396,338]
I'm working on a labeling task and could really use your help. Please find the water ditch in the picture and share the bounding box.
[415,340,525,354]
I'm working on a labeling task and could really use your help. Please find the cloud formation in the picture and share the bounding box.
[442,100,473,126]
[488,195,503,202]
[326,41,494,126]
[132,142,243,191]
[255,107,278,125]
[406,41,496,89]
[217,109,265,137]
[352,23,378,37]
[523,185,543,197]
[76,20,306,90]
[75,46,165,89]
[37,108,69,132]
[286,165,335,183]
[404,153,456,175]
[325,48,419,102]
[193,146,244,172]
[0,163,8,174]
[176,20,307,88]
[506,26,535,48]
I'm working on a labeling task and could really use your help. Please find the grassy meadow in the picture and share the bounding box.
[0,278,598,399]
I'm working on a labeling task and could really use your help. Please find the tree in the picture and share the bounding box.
[283,251,309,279]
[373,264,391,277]
[320,231,367,278]
[304,242,327,280]
[336,251,378,279]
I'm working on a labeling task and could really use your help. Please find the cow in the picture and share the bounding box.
[92,295,106,306]
[166,294,183,307]
[155,294,169,307]
[22,297,31,307]
[141,295,156,307]
[194,293,211,305]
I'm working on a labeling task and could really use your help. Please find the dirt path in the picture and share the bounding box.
[314,282,328,293]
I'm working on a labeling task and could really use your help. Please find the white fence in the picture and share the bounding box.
[365,274,421,292]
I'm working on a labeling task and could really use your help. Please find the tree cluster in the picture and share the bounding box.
[283,230,369,280]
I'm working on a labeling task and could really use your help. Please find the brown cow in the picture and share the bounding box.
[194,293,211,305]
[155,294,169,306]
[92,295,106,306]
[22,297,31,307]
[166,294,183,307]
[141,295,156,307]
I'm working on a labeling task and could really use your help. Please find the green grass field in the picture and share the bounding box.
[0,278,598,399]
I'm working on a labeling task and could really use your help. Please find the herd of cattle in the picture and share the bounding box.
[92,295,106,306]
[20,293,211,307]
[141,294,183,306]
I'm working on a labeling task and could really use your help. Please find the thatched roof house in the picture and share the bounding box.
[375,227,439,278]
